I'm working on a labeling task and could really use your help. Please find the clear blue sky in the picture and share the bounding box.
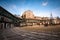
[0,0,60,17]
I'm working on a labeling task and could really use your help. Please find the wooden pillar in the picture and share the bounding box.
[4,23,6,29]
[1,23,4,29]
[9,23,11,28]
[2,23,4,29]
[6,23,8,29]
[0,23,4,29]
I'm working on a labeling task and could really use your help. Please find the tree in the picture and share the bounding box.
[56,16,60,19]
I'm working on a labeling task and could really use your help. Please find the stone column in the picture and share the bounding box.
[32,23,34,26]
[11,24,14,28]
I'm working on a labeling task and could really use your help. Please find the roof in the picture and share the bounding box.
[0,6,22,23]
[0,6,19,19]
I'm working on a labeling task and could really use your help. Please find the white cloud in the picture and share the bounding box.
[33,10,50,17]
[7,4,21,15]
[51,7,60,17]
[42,1,48,6]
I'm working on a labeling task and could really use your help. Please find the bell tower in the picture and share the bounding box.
[50,12,53,25]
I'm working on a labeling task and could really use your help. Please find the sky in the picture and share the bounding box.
[0,0,60,17]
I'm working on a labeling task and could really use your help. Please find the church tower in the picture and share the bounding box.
[50,12,53,25]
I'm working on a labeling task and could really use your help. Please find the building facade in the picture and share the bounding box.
[0,6,22,29]
[21,10,60,26]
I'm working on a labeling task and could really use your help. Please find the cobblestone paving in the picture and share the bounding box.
[0,27,60,40]
[0,30,4,40]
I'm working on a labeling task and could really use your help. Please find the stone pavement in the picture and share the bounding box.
[0,29,4,40]
[0,27,60,40]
